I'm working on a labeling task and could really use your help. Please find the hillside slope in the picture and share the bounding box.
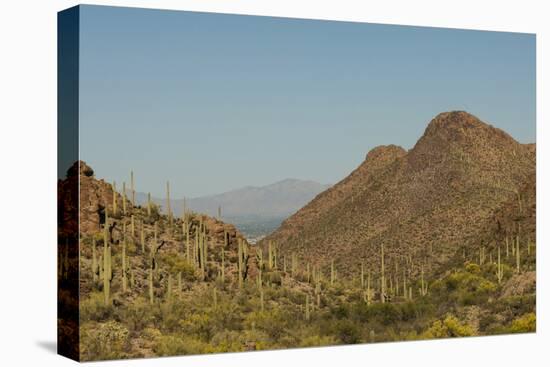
[262,111,535,278]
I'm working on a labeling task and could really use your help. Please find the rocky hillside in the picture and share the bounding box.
[59,161,260,299]
[262,111,536,278]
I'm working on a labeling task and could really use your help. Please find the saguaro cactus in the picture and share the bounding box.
[256,247,263,270]
[367,271,372,304]
[166,181,172,227]
[112,181,118,215]
[122,181,127,215]
[148,266,154,304]
[140,226,145,253]
[103,224,112,305]
[268,241,273,270]
[380,243,385,303]
[147,192,152,217]
[305,294,310,321]
[420,265,428,296]
[516,238,521,273]
[129,260,135,289]
[403,269,407,300]
[260,289,265,312]
[360,262,365,289]
[185,222,190,262]
[221,249,225,283]
[291,253,298,278]
[496,246,504,284]
[92,237,98,282]
[130,170,135,207]
[166,273,173,302]
[238,239,244,288]
[122,234,127,293]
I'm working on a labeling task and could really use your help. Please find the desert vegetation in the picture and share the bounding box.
[66,168,534,360]
[57,112,536,361]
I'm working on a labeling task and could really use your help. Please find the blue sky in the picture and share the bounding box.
[78,5,535,198]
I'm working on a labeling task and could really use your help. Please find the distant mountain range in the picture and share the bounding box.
[132,179,331,238]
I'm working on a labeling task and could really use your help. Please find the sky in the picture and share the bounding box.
[78,5,536,198]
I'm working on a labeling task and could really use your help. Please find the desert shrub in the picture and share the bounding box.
[80,292,113,322]
[80,321,129,361]
[118,297,155,332]
[331,304,350,319]
[155,300,189,332]
[508,312,536,333]
[211,330,268,352]
[159,253,196,281]
[264,271,283,286]
[244,309,294,341]
[331,319,361,344]
[421,315,475,339]
[465,263,481,274]
[430,268,497,307]
[179,312,214,341]
[154,334,213,356]
[355,302,400,325]
[209,299,243,332]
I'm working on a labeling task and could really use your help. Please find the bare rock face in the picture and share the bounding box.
[67,160,94,178]
[58,161,135,235]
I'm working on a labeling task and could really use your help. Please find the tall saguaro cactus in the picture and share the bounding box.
[516,238,521,273]
[103,224,112,305]
[92,237,98,282]
[140,226,145,253]
[166,181,172,227]
[112,181,118,215]
[130,170,135,207]
[148,266,154,304]
[221,248,225,283]
[268,241,274,270]
[305,294,310,321]
[238,239,244,288]
[496,246,503,284]
[122,181,127,215]
[420,265,428,296]
[147,192,152,217]
[380,243,385,303]
[360,262,365,289]
[122,234,127,293]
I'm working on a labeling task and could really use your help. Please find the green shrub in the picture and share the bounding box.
[80,321,129,361]
[422,315,475,339]
[80,292,113,322]
[508,313,536,333]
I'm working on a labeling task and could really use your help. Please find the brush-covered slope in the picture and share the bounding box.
[59,161,259,298]
[262,111,535,277]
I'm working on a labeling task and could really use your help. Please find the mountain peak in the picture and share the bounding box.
[410,111,518,164]
[423,111,488,138]
[365,144,406,162]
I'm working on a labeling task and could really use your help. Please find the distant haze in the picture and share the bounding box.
[132,179,331,237]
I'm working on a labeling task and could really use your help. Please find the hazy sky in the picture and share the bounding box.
[78,5,535,198]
